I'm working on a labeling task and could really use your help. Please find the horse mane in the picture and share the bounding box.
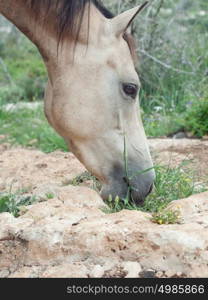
[28,0,136,61]
[28,0,112,41]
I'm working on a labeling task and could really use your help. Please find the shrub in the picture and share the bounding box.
[0,85,24,104]
[184,96,208,138]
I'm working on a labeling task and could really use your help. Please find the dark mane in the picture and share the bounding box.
[28,0,136,60]
[28,0,113,42]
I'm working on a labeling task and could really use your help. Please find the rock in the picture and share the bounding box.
[148,138,208,179]
[102,265,127,278]
[0,149,86,193]
[189,266,208,278]
[139,269,157,278]
[9,266,43,278]
[89,265,105,278]
[122,262,142,278]
[165,270,177,278]
[2,102,42,112]
[173,132,187,139]
[166,192,208,223]
[0,213,15,240]
[156,271,164,278]
[0,269,10,277]
[202,135,208,141]
[1,192,208,278]
[41,264,89,278]
[57,186,106,209]
[1,144,208,278]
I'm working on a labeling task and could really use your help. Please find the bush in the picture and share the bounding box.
[18,75,45,101]
[0,85,24,104]
[0,24,46,102]
[184,96,208,138]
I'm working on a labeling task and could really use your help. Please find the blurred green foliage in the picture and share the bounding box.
[107,0,208,137]
[0,105,68,152]
[183,95,208,137]
[0,26,46,102]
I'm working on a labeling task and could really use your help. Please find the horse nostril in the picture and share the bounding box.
[123,177,153,195]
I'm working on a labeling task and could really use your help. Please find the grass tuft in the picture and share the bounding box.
[0,192,37,217]
[103,164,207,217]
[65,171,101,192]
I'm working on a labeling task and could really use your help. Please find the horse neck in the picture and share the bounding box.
[0,0,60,68]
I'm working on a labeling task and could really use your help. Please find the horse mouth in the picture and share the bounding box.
[100,178,154,206]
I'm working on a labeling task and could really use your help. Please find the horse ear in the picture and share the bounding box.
[111,2,149,37]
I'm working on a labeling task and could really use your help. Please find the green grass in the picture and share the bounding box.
[0,191,37,217]
[141,92,208,138]
[65,171,101,192]
[142,110,183,138]
[103,164,207,215]
[0,104,68,153]
[45,193,55,200]
[142,165,206,212]
[0,34,46,101]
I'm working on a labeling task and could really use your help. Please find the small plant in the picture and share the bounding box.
[183,96,208,138]
[0,192,37,217]
[68,171,93,186]
[104,194,138,214]
[66,171,101,192]
[151,209,182,225]
[45,193,54,200]
[103,161,207,214]
[142,164,200,213]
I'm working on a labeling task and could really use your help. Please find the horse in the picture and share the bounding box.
[0,0,155,204]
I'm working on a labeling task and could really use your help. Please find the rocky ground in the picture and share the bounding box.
[0,139,208,278]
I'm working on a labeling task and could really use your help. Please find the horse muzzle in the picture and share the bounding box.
[100,163,155,205]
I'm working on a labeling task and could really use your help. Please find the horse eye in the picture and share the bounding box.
[122,83,138,99]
